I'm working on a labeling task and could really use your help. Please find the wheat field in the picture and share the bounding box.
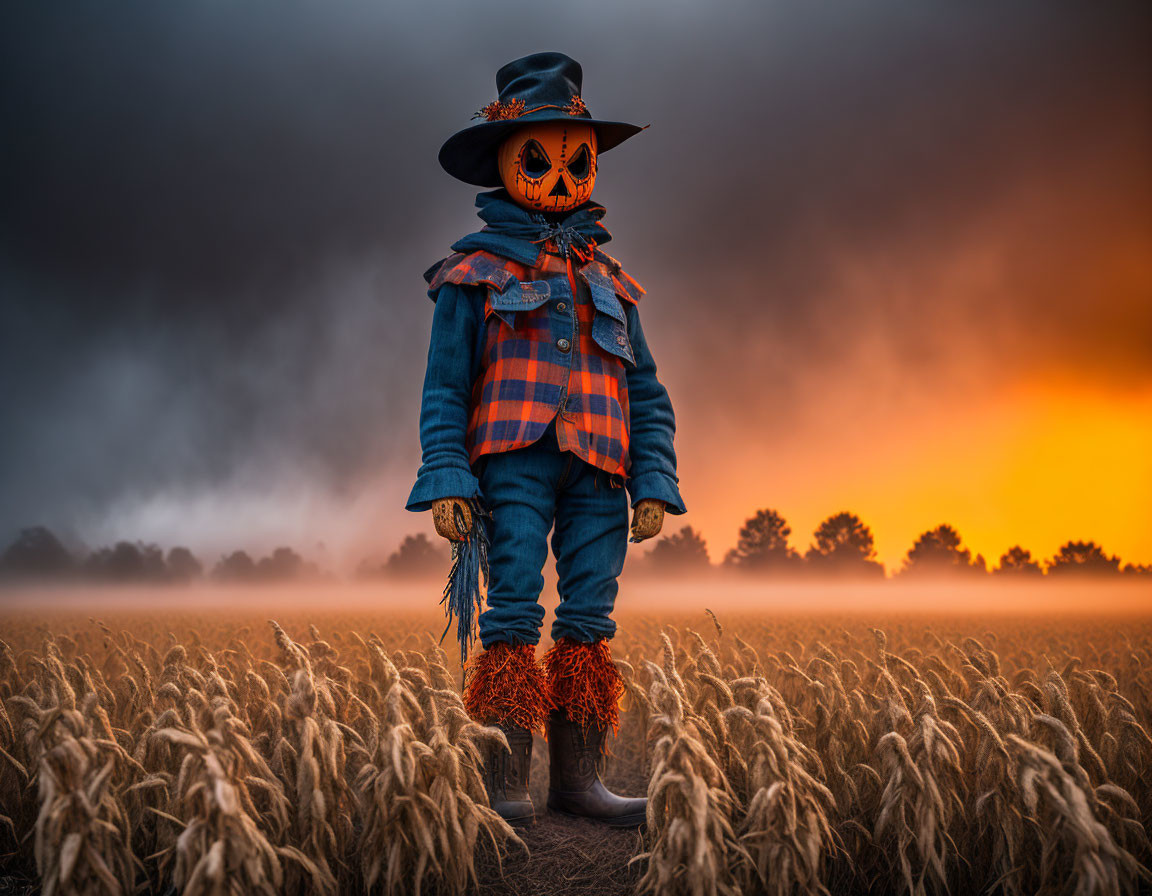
[0,604,1149,895]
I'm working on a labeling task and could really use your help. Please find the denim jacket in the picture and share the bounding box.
[406,200,685,517]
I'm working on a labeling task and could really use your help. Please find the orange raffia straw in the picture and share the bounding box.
[462,640,554,733]
[543,636,626,735]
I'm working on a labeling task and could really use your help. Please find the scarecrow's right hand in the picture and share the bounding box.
[432,497,473,542]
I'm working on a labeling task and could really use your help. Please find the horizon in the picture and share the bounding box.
[2,516,1148,580]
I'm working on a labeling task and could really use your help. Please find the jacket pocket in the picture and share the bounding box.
[580,266,635,366]
[485,279,553,329]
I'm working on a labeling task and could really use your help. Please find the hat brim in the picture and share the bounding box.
[438,110,648,187]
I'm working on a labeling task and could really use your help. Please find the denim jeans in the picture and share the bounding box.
[472,417,629,648]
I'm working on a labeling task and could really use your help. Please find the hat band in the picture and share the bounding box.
[472,95,589,122]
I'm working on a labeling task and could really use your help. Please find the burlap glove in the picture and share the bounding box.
[630,498,666,542]
[431,497,473,543]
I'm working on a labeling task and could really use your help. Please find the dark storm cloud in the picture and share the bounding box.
[1,1,1148,562]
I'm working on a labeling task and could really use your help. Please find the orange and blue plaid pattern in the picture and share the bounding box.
[427,240,639,479]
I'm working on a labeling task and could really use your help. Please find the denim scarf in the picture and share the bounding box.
[447,188,613,267]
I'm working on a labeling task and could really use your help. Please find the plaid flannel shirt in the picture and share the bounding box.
[406,239,685,516]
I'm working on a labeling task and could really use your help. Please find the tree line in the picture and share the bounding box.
[636,509,1151,579]
[1,509,1148,585]
[0,527,331,584]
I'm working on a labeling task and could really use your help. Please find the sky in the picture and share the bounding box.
[1,1,1149,574]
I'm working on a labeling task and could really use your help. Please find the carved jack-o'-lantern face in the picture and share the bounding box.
[497,120,598,214]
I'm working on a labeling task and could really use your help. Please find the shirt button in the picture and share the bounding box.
[557,338,571,352]
[616,335,628,346]
[556,301,567,312]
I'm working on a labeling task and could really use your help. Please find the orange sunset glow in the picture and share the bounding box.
[677,382,1152,573]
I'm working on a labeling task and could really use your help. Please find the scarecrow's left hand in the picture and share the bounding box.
[630,499,666,543]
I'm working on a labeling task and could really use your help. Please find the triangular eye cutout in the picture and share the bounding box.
[520,139,551,178]
[566,143,591,181]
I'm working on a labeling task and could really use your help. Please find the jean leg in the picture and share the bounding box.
[550,461,629,643]
[476,439,562,648]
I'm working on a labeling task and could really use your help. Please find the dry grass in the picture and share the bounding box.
[0,607,1150,895]
[612,614,1152,896]
[1,613,522,896]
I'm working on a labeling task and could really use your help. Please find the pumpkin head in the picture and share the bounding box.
[497,120,598,213]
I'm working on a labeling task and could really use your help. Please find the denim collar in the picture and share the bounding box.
[448,188,613,267]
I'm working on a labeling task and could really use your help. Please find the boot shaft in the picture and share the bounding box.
[546,708,607,791]
[484,723,534,803]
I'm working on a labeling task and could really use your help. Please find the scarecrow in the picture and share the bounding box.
[406,51,685,828]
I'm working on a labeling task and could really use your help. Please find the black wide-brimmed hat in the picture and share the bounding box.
[438,51,648,187]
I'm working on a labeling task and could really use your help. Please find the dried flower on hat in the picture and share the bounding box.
[473,97,527,121]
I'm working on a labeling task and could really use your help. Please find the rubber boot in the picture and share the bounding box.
[481,722,536,827]
[546,707,647,827]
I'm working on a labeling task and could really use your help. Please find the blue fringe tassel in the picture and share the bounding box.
[439,496,492,668]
